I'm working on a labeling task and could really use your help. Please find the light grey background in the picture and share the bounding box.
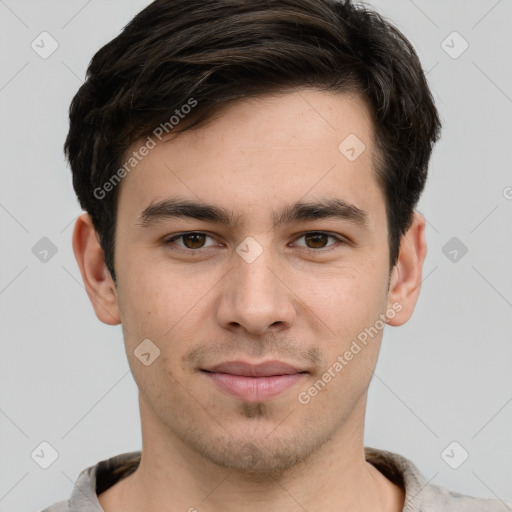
[1,0,511,510]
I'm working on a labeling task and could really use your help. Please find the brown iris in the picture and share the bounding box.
[304,232,329,249]
[181,233,207,249]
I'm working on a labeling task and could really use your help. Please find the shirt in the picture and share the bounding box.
[42,447,511,511]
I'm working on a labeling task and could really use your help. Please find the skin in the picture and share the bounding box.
[73,88,426,512]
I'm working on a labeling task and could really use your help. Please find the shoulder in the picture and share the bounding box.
[364,447,511,511]
[40,499,69,512]
[39,451,141,512]
[421,482,511,511]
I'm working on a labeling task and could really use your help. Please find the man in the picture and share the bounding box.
[43,0,510,510]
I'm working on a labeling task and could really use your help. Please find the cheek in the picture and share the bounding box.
[296,261,389,336]
[119,282,191,400]
[117,269,174,352]
[119,267,211,366]
[124,259,190,316]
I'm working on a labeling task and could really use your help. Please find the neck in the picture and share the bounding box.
[99,395,404,512]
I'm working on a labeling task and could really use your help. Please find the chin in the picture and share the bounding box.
[184,422,330,474]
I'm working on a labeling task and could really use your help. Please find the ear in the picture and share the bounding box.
[386,211,427,326]
[72,212,121,325]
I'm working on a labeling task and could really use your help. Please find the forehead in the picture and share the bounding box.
[116,88,382,225]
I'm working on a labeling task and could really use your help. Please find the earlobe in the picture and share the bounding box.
[386,211,427,326]
[72,212,121,326]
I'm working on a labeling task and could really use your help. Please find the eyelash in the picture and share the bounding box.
[162,231,348,255]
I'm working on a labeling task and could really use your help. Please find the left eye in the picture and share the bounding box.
[293,232,342,250]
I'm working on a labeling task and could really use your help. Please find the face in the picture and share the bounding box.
[84,88,420,473]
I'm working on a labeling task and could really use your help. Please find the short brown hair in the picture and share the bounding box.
[65,0,441,282]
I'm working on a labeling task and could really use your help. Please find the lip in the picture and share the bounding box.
[202,360,307,402]
[206,360,303,377]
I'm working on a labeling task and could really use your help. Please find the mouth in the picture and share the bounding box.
[201,360,308,402]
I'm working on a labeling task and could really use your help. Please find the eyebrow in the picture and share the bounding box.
[136,196,368,230]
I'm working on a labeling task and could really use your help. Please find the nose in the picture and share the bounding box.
[215,246,296,336]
